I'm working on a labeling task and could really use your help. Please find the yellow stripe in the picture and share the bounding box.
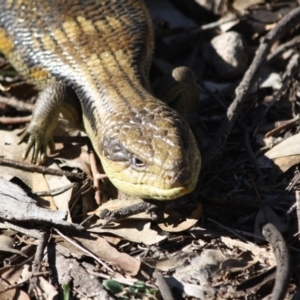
[76,16,96,35]
[29,67,51,82]
[0,29,14,57]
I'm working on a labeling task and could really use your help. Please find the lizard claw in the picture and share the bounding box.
[18,124,55,164]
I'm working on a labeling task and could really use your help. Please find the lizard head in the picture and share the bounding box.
[98,101,201,200]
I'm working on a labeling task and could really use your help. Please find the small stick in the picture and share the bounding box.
[0,157,85,180]
[198,14,239,32]
[267,35,300,62]
[0,95,34,111]
[54,228,114,273]
[28,232,49,295]
[99,202,154,226]
[89,150,102,205]
[295,190,300,238]
[34,183,75,197]
[262,223,290,300]
[153,270,175,300]
[4,222,43,239]
[231,267,276,298]
[265,115,300,138]
[0,115,31,125]
[207,217,248,242]
[244,128,263,178]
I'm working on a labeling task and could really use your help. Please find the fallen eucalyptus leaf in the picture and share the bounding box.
[0,235,27,257]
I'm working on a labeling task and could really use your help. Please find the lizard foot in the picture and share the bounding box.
[18,123,55,164]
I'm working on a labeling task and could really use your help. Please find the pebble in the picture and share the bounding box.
[204,31,248,79]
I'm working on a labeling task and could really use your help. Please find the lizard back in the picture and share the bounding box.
[0,0,201,200]
[0,0,153,99]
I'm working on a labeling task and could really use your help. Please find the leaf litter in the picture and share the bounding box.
[1,0,300,299]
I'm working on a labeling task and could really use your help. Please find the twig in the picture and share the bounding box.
[263,53,299,124]
[230,228,265,241]
[0,157,85,180]
[267,35,300,62]
[28,232,49,294]
[34,183,75,197]
[265,115,300,138]
[69,178,93,213]
[79,214,95,227]
[198,81,229,111]
[282,52,299,79]
[244,128,263,178]
[153,270,175,300]
[207,217,248,242]
[203,6,300,167]
[4,222,44,239]
[295,191,300,238]
[90,271,139,285]
[291,286,300,300]
[288,172,300,191]
[0,116,31,125]
[0,95,34,111]
[54,228,114,273]
[99,201,155,226]
[228,267,276,298]
[271,172,300,207]
[89,150,102,205]
[249,174,263,205]
[262,223,290,300]
[198,14,238,32]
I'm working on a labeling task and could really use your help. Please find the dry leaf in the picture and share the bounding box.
[88,220,167,245]
[0,264,29,285]
[33,277,58,300]
[0,129,74,213]
[102,236,121,245]
[0,285,30,300]
[232,0,265,13]
[158,201,202,232]
[0,129,35,187]
[166,277,216,299]
[0,129,28,162]
[0,235,27,257]
[54,143,92,177]
[220,252,257,272]
[32,172,57,210]
[272,155,300,173]
[93,237,140,275]
[265,133,300,159]
[56,232,140,275]
[174,250,226,285]
[259,72,282,90]
[44,168,73,222]
[221,236,276,265]
[143,253,191,272]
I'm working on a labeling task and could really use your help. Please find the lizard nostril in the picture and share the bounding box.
[164,169,193,187]
[164,175,173,184]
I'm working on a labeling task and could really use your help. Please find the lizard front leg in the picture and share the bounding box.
[18,82,82,164]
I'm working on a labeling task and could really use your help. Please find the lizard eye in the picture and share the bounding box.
[131,156,145,169]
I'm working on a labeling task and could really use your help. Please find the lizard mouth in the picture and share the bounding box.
[109,175,198,200]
